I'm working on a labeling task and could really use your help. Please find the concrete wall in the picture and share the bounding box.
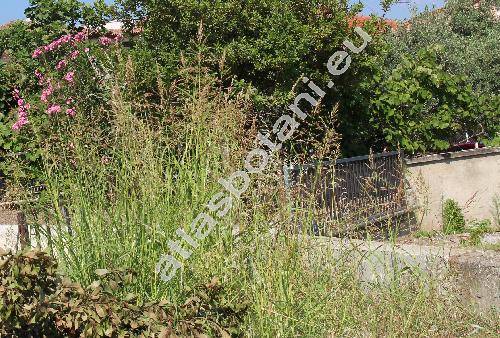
[406,148,500,231]
[301,236,500,311]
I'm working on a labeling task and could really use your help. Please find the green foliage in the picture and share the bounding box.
[0,3,108,186]
[442,198,465,234]
[0,65,14,162]
[0,249,245,337]
[414,230,434,239]
[114,0,499,155]
[0,21,46,184]
[25,0,113,30]
[492,194,500,228]
[369,48,499,153]
[466,219,493,246]
[114,0,363,122]
[386,0,500,95]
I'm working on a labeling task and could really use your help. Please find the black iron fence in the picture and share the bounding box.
[283,151,408,234]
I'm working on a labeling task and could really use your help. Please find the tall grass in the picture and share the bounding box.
[29,65,248,303]
[22,61,499,336]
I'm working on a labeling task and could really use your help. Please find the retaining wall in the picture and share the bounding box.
[405,147,500,231]
[301,236,500,312]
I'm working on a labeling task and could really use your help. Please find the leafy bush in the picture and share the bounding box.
[386,0,499,95]
[0,249,245,337]
[369,47,499,153]
[442,198,465,234]
[114,0,500,155]
[113,0,385,155]
[25,0,112,30]
[115,0,358,96]
[466,219,493,246]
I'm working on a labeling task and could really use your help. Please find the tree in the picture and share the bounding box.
[386,0,499,95]
[25,0,113,30]
[369,48,499,153]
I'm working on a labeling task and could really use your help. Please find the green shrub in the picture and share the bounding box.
[385,0,499,95]
[25,0,112,30]
[368,47,499,153]
[0,249,245,337]
[114,0,390,157]
[466,219,493,246]
[115,0,358,96]
[0,0,113,185]
[442,198,465,234]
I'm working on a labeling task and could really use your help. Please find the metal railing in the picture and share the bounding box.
[283,151,408,235]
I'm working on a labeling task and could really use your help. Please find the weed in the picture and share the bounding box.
[414,229,434,239]
[465,219,494,246]
[442,198,465,234]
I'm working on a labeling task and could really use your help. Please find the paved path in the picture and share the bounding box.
[0,223,18,250]
[0,208,18,250]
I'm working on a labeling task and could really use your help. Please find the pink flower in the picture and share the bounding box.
[41,84,54,103]
[99,36,113,46]
[84,47,90,53]
[42,34,73,54]
[56,59,68,71]
[41,92,49,103]
[32,48,43,59]
[13,115,28,128]
[12,90,30,130]
[66,107,76,117]
[47,104,61,115]
[12,117,28,131]
[69,50,80,60]
[61,34,72,43]
[12,89,20,100]
[64,71,75,83]
[45,39,60,52]
[35,70,45,85]
[66,97,74,105]
[73,31,87,43]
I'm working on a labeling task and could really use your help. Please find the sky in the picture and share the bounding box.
[0,0,446,25]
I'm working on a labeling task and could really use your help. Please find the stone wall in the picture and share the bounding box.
[405,147,500,231]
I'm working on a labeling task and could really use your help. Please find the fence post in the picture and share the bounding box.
[17,210,29,249]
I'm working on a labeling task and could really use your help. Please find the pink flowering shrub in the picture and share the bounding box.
[11,90,30,131]
[63,71,75,83]
[56,59,68,71]
[3,28,123,187]
[11,30,122,132]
